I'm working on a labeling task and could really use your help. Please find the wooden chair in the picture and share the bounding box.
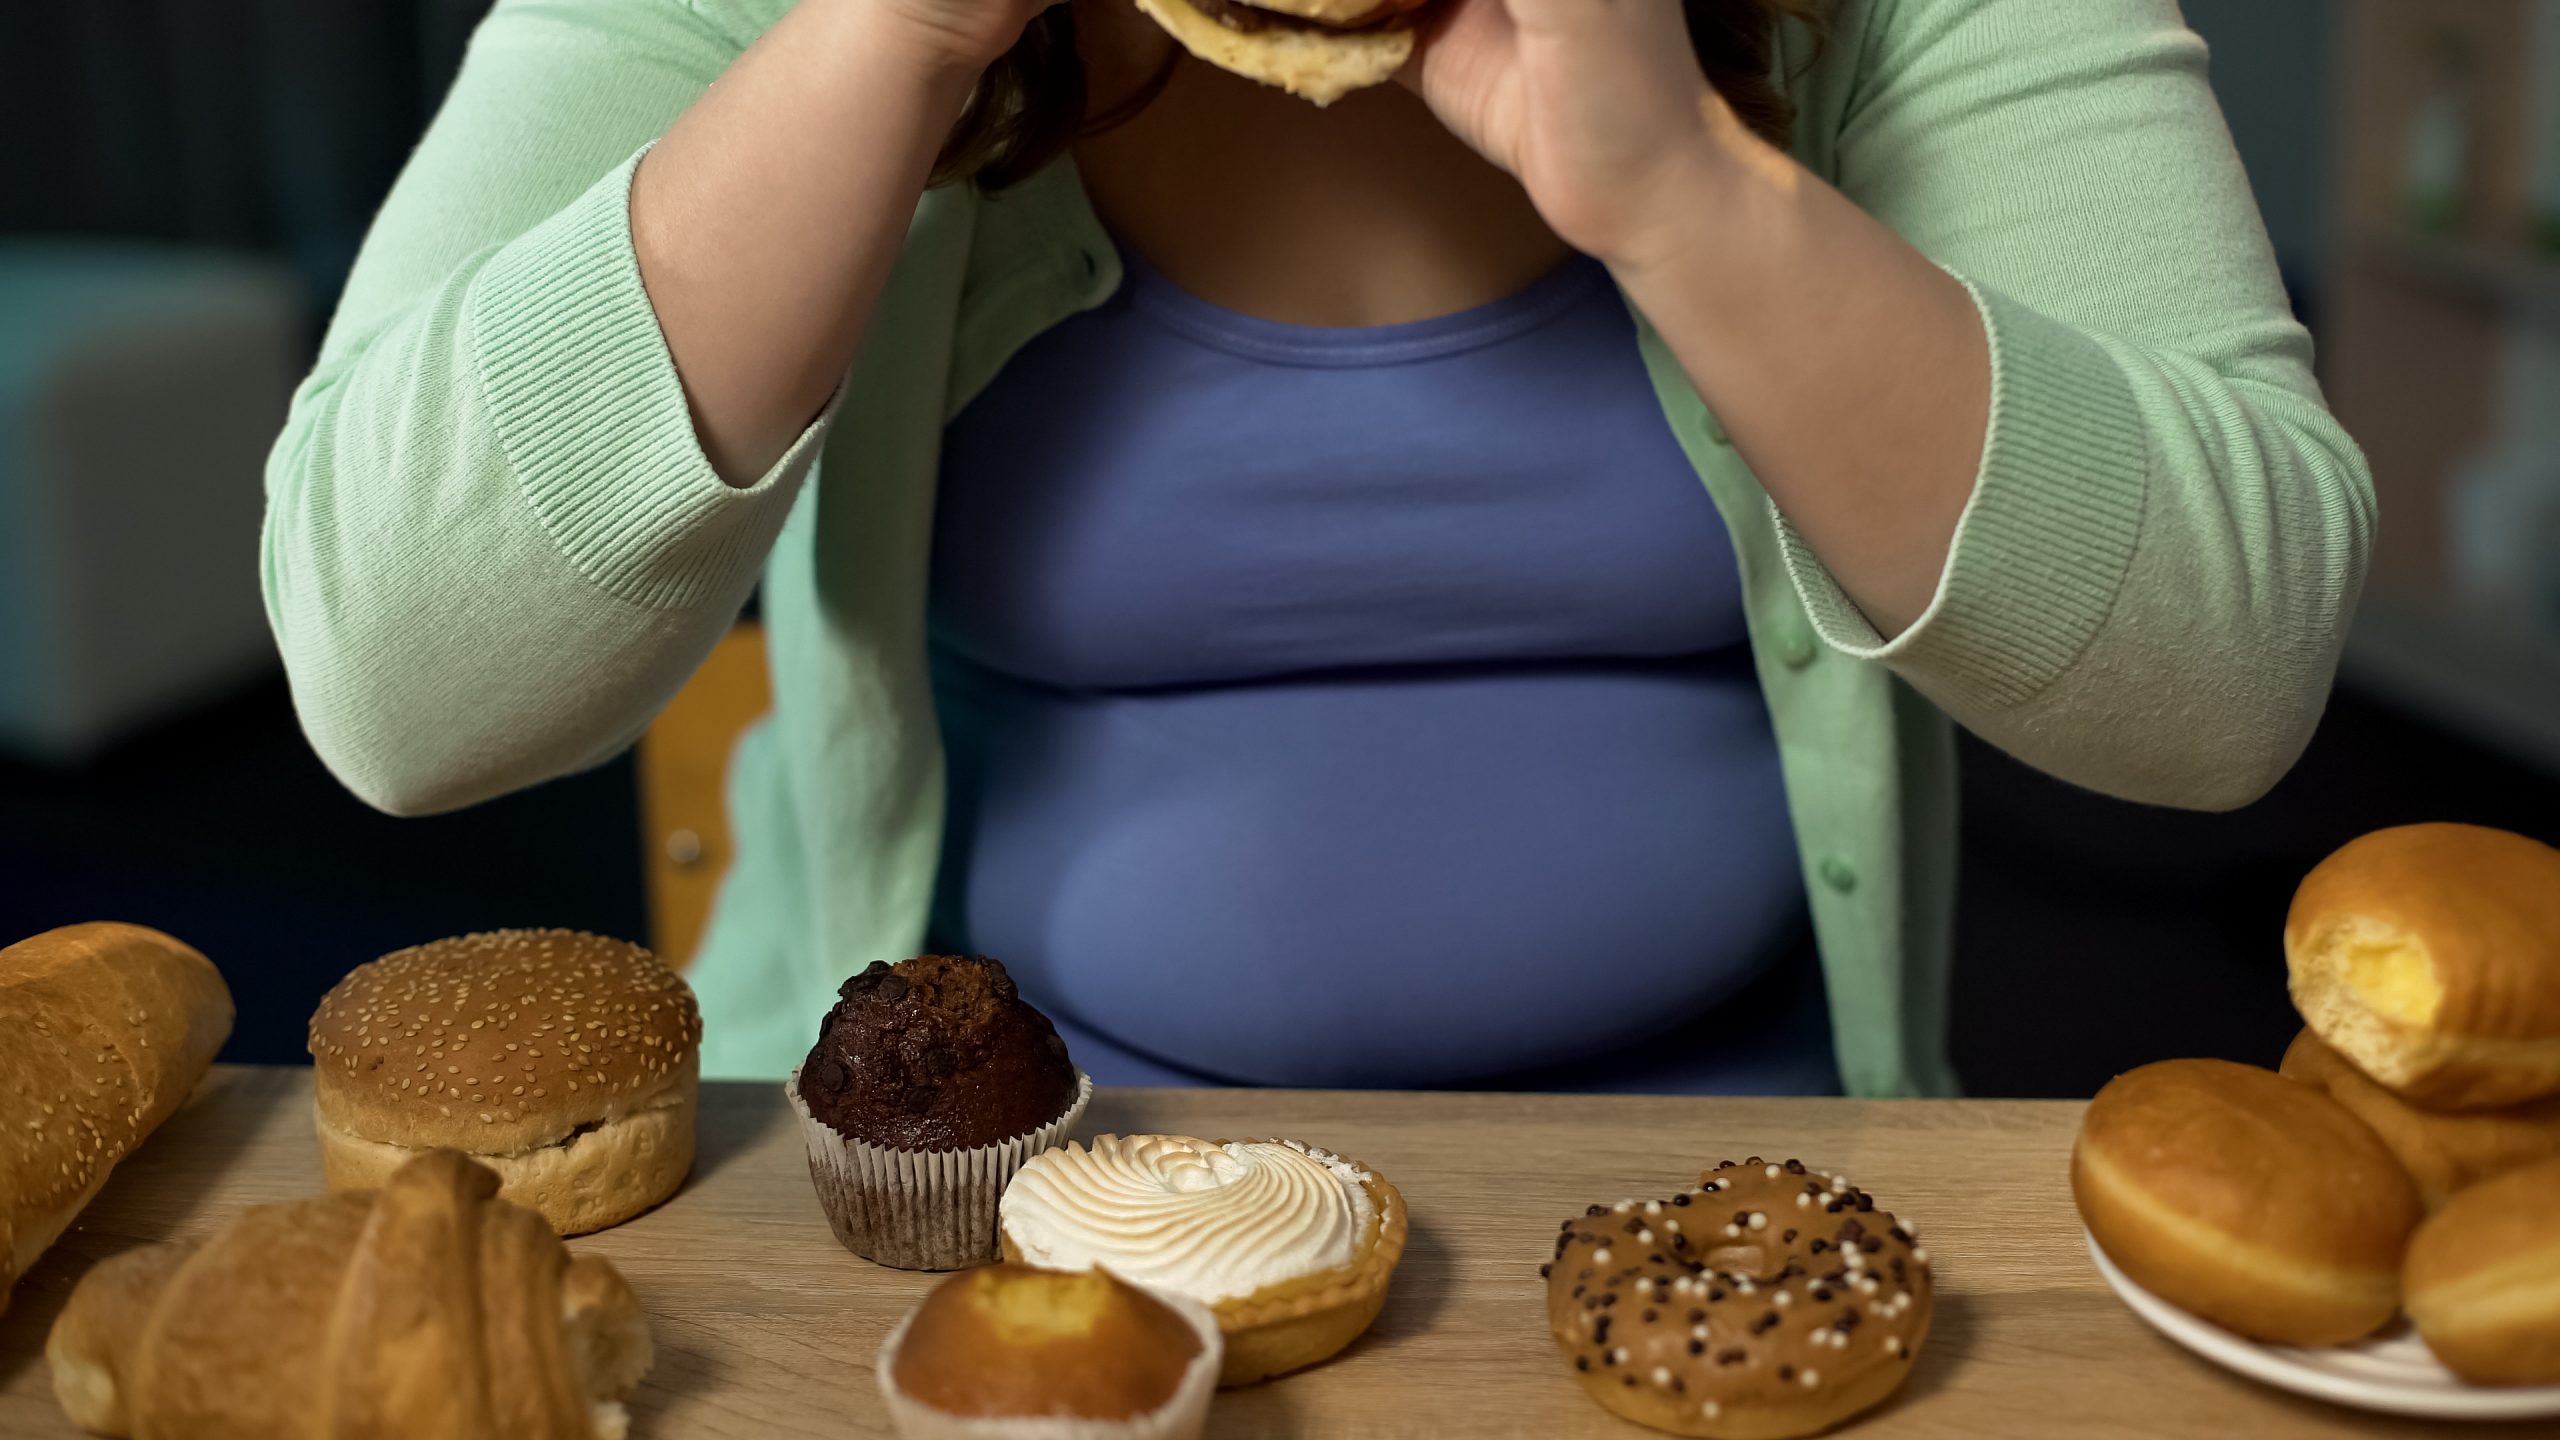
[635,623,772,970]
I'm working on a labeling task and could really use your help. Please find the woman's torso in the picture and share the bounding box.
[924,245,1821,1090]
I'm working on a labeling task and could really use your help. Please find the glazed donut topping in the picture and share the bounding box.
[1542,1158,1933,1426]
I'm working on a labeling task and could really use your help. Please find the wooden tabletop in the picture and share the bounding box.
[0,1067,2497,1438]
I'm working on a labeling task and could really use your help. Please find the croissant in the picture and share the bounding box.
[46,1149,651,1440]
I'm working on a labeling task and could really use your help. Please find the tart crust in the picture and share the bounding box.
[1002,1141,1406,1386]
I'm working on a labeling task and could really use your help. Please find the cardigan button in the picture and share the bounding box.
[1818,856,1859,894]
[1775,625,1819,671]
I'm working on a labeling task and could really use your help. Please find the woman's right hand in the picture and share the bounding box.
[861,0,1063,73]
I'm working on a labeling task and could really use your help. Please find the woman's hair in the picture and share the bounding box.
[934,0,1833,191]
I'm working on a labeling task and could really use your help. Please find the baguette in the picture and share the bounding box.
[0,923,233,1315]
[46,1149,651,1439]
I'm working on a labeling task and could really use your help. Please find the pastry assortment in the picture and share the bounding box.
[8,919,1963,1435]
[31,816,2559,1438]
[1545,1160,1933,1438]
[47,1149,651,1439]
[2078,822,2560,1391]
[309,928,704,1235]
[999,1134,1408,1386]
[876,1264,1223,1440]
[0,922,234,1320]
[789,954,1093,1270]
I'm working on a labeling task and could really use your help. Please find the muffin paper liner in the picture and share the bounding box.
[874,1286,1223,1440]
[788,1067,1094,1271]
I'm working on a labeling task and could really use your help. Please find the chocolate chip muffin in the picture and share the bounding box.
[800,956,1080,1152]
[786,956,1092,1271]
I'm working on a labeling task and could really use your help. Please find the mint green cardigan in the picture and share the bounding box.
[262,0,2371,1094]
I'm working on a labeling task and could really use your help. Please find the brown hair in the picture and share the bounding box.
[935,0,1833,191]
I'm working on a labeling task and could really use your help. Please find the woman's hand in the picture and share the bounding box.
[1404,0,1744,271]
[1411,0,1992,639]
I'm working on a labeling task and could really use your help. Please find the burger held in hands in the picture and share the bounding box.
[2076,824,2560,1387]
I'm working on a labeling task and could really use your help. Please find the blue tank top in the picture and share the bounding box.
[927,246,1830,1093]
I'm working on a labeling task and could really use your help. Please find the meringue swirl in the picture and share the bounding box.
[1000,1135,1374,1305]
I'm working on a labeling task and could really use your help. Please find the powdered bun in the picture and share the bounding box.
[1134,0,1416,107]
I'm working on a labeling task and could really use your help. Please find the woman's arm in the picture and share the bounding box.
[265,0,1018,816]
[637,0,1041,482]
[1419,0,2372,811]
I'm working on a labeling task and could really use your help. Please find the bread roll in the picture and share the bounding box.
[2287,824,2560,1110]
[46,1149,652,1439]
[2404,1156,2560,1386]
[2072,1059,2423,1345]
[310,929,700,1234]
[2280,1030,2560,1210]
[1,923,233,1316]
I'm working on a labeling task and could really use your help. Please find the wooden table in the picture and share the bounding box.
[0,1067,2495,1438]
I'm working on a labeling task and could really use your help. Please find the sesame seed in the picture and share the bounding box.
[1651,1367,1672,1388]
[1801,1369,1821,1388]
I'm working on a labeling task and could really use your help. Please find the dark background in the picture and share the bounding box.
[4,0,2555,1095]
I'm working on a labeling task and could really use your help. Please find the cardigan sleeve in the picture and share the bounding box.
[260,0,820,817]
[1773,0,2374,811]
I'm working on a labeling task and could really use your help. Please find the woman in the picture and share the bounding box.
[263,0,2370,1096]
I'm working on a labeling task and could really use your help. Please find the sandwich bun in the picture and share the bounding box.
[309,929,701,1235]
[1134,0,1433,107]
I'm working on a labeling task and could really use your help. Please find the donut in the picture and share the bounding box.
[2072,1059,2422,1345]
[1543,1159,1933,1439]
[2404,1155,2560,1386]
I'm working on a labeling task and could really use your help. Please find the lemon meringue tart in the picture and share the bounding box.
[998,1135,1407,1386]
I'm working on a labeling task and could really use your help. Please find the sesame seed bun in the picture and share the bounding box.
[308,929,701,1234]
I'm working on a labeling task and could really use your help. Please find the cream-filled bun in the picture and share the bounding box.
[2287,824,2560,1110]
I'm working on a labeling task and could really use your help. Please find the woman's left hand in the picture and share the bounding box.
[1405,0,1739,271]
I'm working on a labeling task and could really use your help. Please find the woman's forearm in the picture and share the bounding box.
[1610,101,1992,639]
[634,0,984,484]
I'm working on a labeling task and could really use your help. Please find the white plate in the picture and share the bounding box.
[2086,1231,2560,1422]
